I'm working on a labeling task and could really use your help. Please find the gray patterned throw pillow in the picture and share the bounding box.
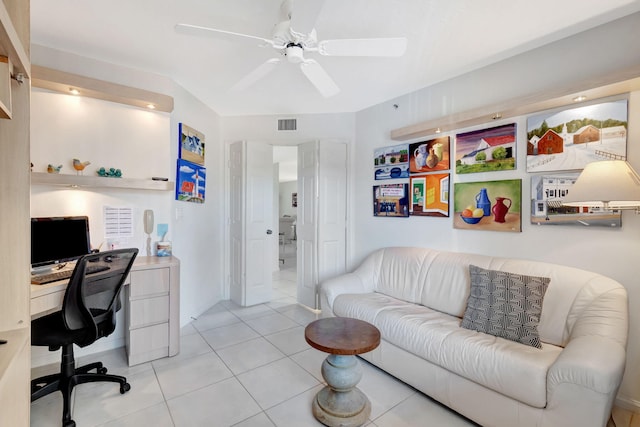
[461,265,550,348]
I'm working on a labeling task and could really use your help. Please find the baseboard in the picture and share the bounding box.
[615,395,640,413]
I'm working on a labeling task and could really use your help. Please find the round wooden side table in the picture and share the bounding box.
[304,317,381,427]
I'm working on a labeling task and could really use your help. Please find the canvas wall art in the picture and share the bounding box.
[526,99,628,172]
[455,123,517,174]
[176,159,206,203]
[453,179,521,232]
[410,174,449,217]
[530,173,621,227]
[179,123,206,166]
[373,183,409,217]
[374,143,409,180]
[409,136,450,174]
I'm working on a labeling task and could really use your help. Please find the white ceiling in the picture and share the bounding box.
[31,0,640,117]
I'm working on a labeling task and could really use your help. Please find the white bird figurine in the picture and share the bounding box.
[73,158,91,175]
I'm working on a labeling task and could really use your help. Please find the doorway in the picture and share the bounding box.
[273,145,298,302]
[227,139,347,309]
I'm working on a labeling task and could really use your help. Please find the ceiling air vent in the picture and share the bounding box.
[278,118,297,131]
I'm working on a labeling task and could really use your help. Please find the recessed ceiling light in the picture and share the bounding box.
[435,128,441,134]
[573,95,587,102]
[146,104,156,110]
[69,88,80,95]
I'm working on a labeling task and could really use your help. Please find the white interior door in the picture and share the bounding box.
[229,142,243,304]
[297,140,347,309]
[229,141,274,306]
[317,141,347,285]
[297,142,317,308]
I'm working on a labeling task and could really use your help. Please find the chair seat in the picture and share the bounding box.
[31,312,91,348]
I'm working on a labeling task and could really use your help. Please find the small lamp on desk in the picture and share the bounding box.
[562,160,640,212]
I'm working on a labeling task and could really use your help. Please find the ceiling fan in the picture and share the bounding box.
[175,0,407,97]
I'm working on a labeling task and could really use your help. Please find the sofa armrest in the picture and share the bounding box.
[319,272,371,315]
[548,335,626,397]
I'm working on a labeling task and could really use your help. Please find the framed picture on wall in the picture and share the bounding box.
[179,123,206,166]
[176,159,206,203]
[453,179,521,232]
[409,136,450,174]
[409,173,449,217]
[455,123,516,174]
[373,183,409,217]
[526,99,628,172]
[374,143,409,180]
[530,173,621,227]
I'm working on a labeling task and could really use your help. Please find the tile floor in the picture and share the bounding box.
[31,261,635,427]
[30,266,478,427]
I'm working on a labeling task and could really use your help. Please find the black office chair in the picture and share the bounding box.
[31,248,138,427]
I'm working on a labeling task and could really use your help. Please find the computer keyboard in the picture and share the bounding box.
[31,264,111,285]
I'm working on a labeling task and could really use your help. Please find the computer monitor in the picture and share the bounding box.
[31,216,92,272]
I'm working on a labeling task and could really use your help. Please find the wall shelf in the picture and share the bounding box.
[31,66,174,113]
[31,172,174,191]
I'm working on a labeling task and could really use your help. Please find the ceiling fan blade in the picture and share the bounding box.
[317,37,407,57]
[300,59,340,98]
[231,58,281,91]
[288,0,326,36]
[175,23,277,47]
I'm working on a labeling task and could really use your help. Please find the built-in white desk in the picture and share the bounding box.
[30,256,180,366]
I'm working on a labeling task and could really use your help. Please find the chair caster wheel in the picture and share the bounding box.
[97,367,107,374]
[120,382,131,394]
[64,420,76,427]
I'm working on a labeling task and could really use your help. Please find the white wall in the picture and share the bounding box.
[30,90,172,251]
[170,85,224,321]
[31,46,224,365]
[353,13,640,409]
[279,180,297,217]
[222,113,355,144]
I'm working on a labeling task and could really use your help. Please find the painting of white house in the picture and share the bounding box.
[179,123,205,166]
[530,173,621,227]
[455,124,516,174]
[526,99,627,172]
[374,143,409,180]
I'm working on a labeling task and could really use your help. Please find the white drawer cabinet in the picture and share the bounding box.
[124,257,180,366]
[129,295,170,328]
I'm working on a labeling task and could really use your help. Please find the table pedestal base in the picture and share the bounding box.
[312,354,371,427]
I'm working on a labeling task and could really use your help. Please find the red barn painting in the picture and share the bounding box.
[537,130,564,155]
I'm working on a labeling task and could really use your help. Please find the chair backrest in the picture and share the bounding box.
[62,248,138,347]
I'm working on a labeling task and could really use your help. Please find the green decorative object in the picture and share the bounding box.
[97,167,123,178]
[47,164,62,174]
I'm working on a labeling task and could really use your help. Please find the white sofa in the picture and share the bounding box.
[320,247,628,427]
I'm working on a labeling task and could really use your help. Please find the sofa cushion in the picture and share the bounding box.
[461,265,550,348]
[333,292,562,408]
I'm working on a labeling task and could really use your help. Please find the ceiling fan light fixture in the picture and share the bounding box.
[285,43,304,63]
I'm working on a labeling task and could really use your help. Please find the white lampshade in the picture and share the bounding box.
[562,160,640,209]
